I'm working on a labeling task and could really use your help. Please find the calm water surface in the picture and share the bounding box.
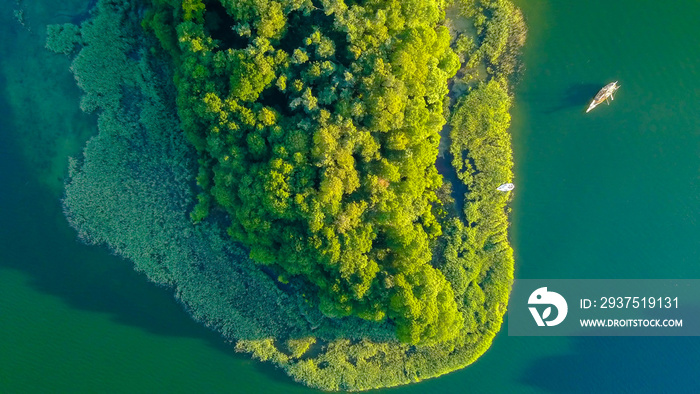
[1,1,699,392]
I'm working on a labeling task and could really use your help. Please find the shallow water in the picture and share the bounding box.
[1,0,699,392]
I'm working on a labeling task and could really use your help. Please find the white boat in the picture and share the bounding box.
[497,183,515,192]
[586,81,620,113]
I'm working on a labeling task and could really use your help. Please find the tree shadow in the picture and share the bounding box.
[544,82,603,114]
[436,122,470,218]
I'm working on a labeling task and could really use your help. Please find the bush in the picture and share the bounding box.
[46,23,83,55]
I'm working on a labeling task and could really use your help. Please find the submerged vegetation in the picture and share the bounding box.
[51,0,525,390]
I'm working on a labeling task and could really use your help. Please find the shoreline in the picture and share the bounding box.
[53,0,527,390]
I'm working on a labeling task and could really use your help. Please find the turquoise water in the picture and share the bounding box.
[1,0,699,392]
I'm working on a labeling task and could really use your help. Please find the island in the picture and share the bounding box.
[47,0,525,390]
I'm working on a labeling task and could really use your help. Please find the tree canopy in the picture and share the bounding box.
[144,0,472,345]
[55,0,522,389]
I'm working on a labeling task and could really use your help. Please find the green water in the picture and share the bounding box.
[1,1,699,392]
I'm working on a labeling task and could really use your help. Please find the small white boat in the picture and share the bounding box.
[497,183,515,192]
[586,81,620,113]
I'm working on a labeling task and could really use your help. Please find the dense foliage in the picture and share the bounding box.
[55,0,316,341]
[144,0,467,345]
[52,0,523,390]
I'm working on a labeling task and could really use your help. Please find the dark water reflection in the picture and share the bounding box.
[545,83,605,114]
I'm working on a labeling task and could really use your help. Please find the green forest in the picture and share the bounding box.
[50,0,525,390]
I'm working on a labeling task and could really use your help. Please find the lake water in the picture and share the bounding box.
[1,0,699,392]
